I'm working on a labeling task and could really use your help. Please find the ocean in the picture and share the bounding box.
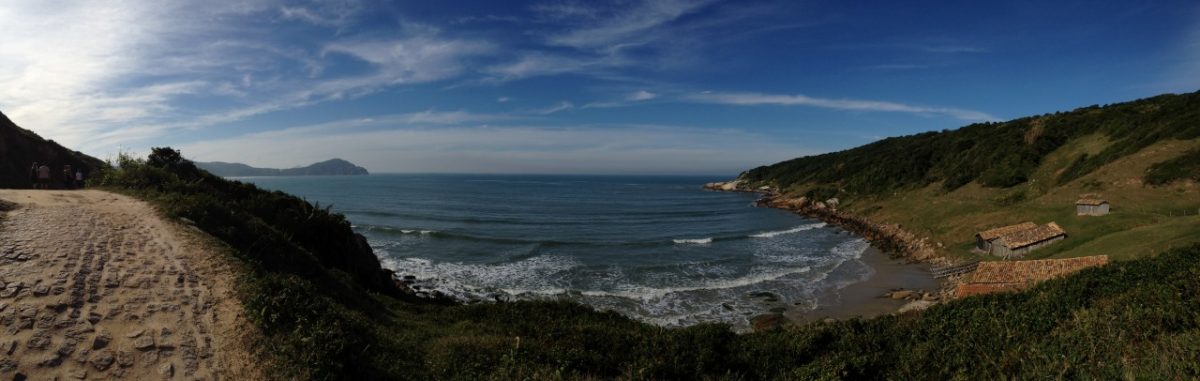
[239,174,874,330]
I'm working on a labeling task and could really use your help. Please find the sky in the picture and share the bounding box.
[1,0,1198,175]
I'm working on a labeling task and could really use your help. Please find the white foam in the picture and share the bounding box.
[673,237,713,244]
[501,265,812,301]
[749,222,827,238]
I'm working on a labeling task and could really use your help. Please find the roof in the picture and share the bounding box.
[970,255,1108,284]
[995,222,1066,249]
[956,255,1109,298]
[976,222,1037,241]
[1075,198,1109,206]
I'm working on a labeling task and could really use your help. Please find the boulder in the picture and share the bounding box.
[889,290,915,300]
[750,313,787,331]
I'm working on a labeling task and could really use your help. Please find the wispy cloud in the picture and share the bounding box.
[689,91,996,121]
[532,101,576,115]
[539,0,716,49]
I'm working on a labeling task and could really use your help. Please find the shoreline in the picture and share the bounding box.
[704,181,954,324]
[786,245,939,323]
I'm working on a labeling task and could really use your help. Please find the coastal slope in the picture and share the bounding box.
[195,159,369,177]
[0,190,263,380]
[730,90,1200,263]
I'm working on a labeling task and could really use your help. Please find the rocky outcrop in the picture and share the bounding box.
[758,194,946,265]
[702,180,751,192]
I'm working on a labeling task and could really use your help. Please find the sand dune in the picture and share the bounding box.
[0,190,261,380]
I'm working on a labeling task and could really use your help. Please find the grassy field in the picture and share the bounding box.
[834,138,1200,263]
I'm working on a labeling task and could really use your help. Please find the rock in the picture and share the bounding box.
[1,340,16,355]
[86,312,102,325]
[116,350,135,367]
[768,307,787,314]
[158,362,174,377]
[26,332,51,350]
[750,313,787,331]
[922,293,938,302]
[160,327,172,337]
[898,300,936,313]
[68,369,86,379]
[93,332,112,349]
[32,285,49,296]
[90,349,115,371]
[133,336,155,351]
[125,329,145,338]
[822,318,837,324]
[890,290,915,300]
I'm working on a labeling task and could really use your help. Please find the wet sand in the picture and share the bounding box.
[786,245,940,323]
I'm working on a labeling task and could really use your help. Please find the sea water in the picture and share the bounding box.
[240,174,873,330]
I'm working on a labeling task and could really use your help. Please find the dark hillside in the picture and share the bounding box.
[742,90,1200,199]
[0,111,106,188]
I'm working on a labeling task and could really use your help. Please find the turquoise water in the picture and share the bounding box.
[240,174,872,329]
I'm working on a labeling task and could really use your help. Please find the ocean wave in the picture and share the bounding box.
[749,222,827,238]
[502,265,812,301]
[672,237,713,245]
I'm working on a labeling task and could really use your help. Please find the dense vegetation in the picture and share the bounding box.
[742,91,1200,199]
[97,148,1200,380]
[1144,148,1200,185]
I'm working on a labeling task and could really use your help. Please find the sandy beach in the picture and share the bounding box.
[786,245,940,323]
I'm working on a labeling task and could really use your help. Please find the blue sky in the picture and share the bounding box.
[1,1,1198,175]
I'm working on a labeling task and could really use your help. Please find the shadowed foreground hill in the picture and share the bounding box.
[94,146,1200,380]
[0,111,105,188]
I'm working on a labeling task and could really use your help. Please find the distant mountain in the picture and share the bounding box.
[0,111,106,188]
[196,158,369,177]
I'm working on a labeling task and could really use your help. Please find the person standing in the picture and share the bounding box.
[62,165,73,189]
[75,170,84,189]
[37,164,51,189]
[29,162,38,189]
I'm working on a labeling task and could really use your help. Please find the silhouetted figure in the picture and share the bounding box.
[37,164,50,189]
[75,170,84,189]
[29,162,38,189]
[62,165,73,189]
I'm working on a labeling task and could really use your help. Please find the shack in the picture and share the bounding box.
[974,222,1037,253]
[1076,198,1110,216]
[991,222,1067,258]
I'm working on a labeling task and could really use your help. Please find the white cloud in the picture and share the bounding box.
[323,37,495,84]
[532,101,576,115]
[178,119,807,175]
[628,90,658,101]
[540,0,716,49]
[688,91,996,121]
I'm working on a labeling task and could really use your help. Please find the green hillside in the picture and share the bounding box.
[742,91,1200,199]
[739,91,1200,262]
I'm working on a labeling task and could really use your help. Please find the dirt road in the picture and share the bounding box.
[0,190,260,380]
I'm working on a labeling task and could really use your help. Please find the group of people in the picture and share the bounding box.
[29,162,85,190]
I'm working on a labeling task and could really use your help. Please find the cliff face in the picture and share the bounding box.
[0,111,106,188]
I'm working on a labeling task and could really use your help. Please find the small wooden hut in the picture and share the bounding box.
[1076,198,1110,216]
[991,222,1067,258]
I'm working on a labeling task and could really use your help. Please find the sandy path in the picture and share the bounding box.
[0,190,261,380]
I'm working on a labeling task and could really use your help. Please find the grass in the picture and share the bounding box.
[836,138,1200,263]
